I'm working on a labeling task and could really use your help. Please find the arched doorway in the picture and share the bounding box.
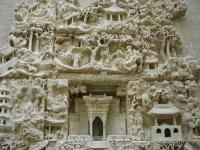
[93,116,103,141]
[164,128,171,137]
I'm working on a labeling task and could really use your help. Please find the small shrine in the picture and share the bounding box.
[104,4,127,22]
[0,81,12,137]
[148,104,182,142]
[83,94,113,141]
[0,46,15,64]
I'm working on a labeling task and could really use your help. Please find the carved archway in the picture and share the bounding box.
[93,116,103,141]
[164,128,171,137]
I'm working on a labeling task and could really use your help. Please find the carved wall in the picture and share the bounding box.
[0,0,199,150]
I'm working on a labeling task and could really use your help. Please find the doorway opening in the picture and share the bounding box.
[93,116,103,141]
[164,128,171,137]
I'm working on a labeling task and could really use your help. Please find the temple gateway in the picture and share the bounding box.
[0,0,200,150]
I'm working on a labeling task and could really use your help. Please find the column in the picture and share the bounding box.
[166,38,171,59]
[102,112,107,140]
[29,30,33,51]
[155,118,158,125]
[173,117,177,125]
[1,57,3,64]
[146,64,149,69]
[118,14,121,21]
[160,40,167,61]
[89,111,93,139]
[35,32,39,52]
[103,122,106,140]
[49,126,51,136]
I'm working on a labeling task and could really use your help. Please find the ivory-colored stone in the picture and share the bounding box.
[0,0,199,150]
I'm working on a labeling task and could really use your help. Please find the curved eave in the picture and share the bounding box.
[104,5,127,14]
[148,104,181,118]
[46,119,66,126]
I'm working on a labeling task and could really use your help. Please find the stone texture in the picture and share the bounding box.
[0,0,200,150]
[174,0,200,58]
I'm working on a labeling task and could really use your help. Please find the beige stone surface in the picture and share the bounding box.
[0,0,199,149]
[0,0,31,44]
[174,0,200,58]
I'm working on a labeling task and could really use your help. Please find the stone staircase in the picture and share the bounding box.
[90,141,108,149]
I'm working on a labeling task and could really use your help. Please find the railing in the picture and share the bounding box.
[54,135,196,150]
[59,135,90,150]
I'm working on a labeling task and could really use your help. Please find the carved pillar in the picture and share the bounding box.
[155,118,158,125]
[1,57,4,63]
[89,111,93,139]
[35,32,39,52]
[66,89,69,137]
[118,14,121,21]
[102,112,107,140]
[29,30,33,51]
[110,14,113,21]
[160,40,166,61]
[166,38,171,59]
[49,126,51,135]
[173,117,177,125]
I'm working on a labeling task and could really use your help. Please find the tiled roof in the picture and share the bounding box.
[0,45,15,57]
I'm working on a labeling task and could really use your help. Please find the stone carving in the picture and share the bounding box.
[0,0,199,149]
[0,0,189,77]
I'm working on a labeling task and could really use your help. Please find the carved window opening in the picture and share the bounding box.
[51,126,61,134]
[0,108,1,112]
[4,109,7,113]
[3,120,6,125]
[69,96,75,113]
[93,116,103,140]
[158,119,173,125]
[107,14,110,20]
[100,39,105,45]
[174,128,178,133]
[112,14,118,21]
[193,127,200,136]
[119,98,126,113]
[149,63,155,69]
[120,14,124,21]
[78,41,82,47]
[0,99,2,103]
[164,128,171,137]
[6,57,11,62]
[67,18,73,25]
[156,128,161,134]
